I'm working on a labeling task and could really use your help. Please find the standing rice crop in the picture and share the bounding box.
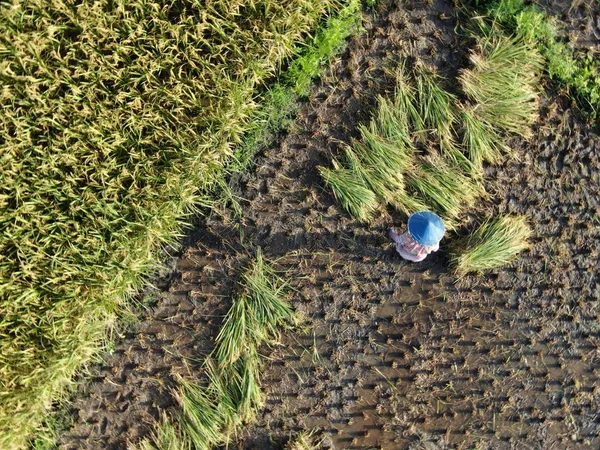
[0,0,341,446]
[450,215,532,275]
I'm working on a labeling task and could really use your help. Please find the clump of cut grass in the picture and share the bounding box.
[287,431,320,450]
[414,65,458,140]
[178,380,225,450]
[394,62,425,132]
[241,249,297,337]
[215,249,295,367]
[373,96,414,150]
[459,32,544,138]
[141,250,296,450]
[451,215,532,275]
[214,349,265,426]
[319,162,379,222]
[413,66,473,170]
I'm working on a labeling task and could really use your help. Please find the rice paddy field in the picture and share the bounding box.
[4,0,600,449]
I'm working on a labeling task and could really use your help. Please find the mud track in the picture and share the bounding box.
[60,1,600,449]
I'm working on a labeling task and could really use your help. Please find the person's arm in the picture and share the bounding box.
[387,228,403,244]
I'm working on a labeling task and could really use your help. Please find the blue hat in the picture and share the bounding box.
[407,211,445,246]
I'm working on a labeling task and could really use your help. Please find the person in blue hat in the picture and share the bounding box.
[387,211,445,262]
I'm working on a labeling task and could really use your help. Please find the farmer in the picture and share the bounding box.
[387,211,445,262]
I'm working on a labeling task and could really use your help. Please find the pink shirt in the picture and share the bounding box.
[392,232,439,262]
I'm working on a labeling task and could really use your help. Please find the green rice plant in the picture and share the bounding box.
[414,65,458,138]
[178,381,225,450]
[460,104,509,172]
[241,249,297,341]
[405,154,483,223]
[472,0,600,118]
[214,249,295,366]
[344,146,390,200]
[394,62,425,132]
[357,124,410,183]
[319,162,379,222]
[391,190,433,218]
[213,294,251,367]
[373,96,414,150]
[217,348,265,425]
[412,66,473,171]
[450,215,532,275]
[459,32,544,138]
[0,0,346,445]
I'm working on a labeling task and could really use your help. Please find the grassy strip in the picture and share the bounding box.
[467,0,600,119]
[136,250,296,450]
[0,1,344,447]
[450,215,532,275]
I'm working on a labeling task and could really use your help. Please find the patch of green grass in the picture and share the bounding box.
[394,62,425,133]
[450,215,532,275]
[404,154,483,226]
[178,380,225,450]
[136,414,191,450]
[469,0,600,119]
[459,32,544,138]
[1,0,346,446]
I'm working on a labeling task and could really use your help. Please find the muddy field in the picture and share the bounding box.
[59,1,600,449]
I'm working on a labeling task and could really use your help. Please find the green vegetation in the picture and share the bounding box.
[470,0,600,119]
[320,30,542,226]
[459,33,544,138]
[0,0,348,446]
[319,16,539,272]
[450,215,532,275]
[404,155,482,224]
[319,161,379,223]
[233,0,363,172]
[137,250,296,450]
[287,431,320,450]
[459,104,507,171]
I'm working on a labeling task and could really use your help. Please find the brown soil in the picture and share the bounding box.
[58,1,600,449]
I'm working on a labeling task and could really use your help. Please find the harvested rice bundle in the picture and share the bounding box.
[451,215,532,275]
[460,103,509,172]
[405,154,483,223]
[459,33,544,138]
[319,161,378,222]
